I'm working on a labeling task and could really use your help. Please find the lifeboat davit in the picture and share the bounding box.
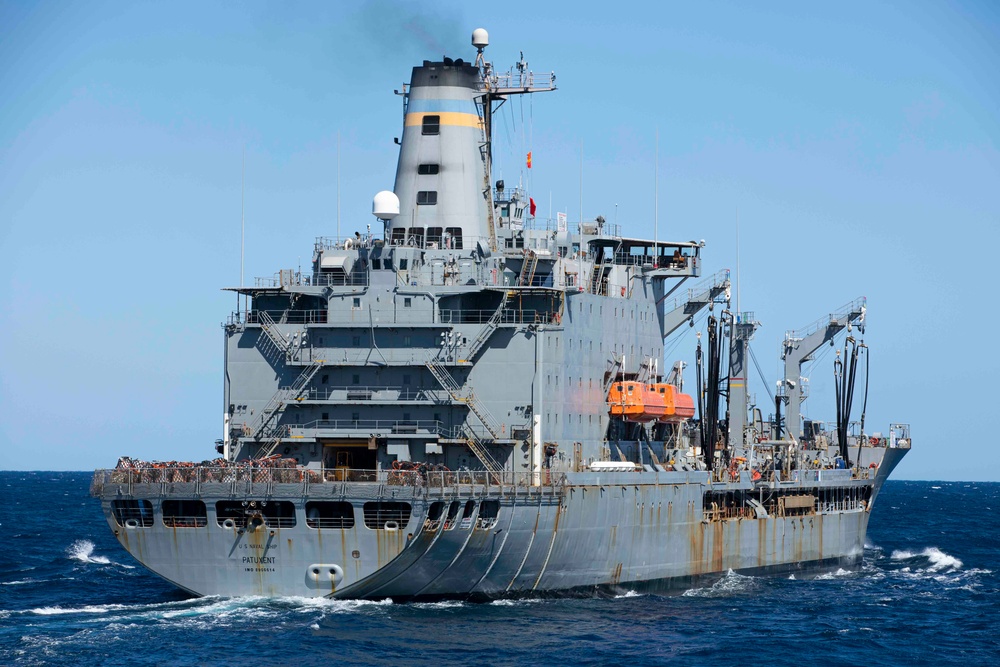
[607,382,667,422]
[651,383,696,423]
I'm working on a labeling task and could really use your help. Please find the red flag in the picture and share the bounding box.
[529,197,537,217]
[526,151,532,169]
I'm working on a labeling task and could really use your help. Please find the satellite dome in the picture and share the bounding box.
[372,191,399,220]
[472,28,489,50]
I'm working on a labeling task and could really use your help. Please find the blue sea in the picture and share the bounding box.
[1,473,997,666]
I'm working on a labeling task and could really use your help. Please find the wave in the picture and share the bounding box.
[682,569,757,597]
[30,604,131,616]
[890,547,963,572]
[1,578,37,586]
[411,600,466,609]
[614,590,641,599]
[66,539,110,565]
[815,568,853,580]
[489,598,543,607]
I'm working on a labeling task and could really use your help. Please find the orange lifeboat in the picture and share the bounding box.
[607,382,667,422]
[651,383,696,423]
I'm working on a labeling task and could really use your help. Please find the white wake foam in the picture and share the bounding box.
[890,547,963,572]
[67,540,110,565]
[30,604,130,616]
[682,569,757,597]
[614,590,641,599]
[815,568,853,580]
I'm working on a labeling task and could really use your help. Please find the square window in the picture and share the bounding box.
[403,336,411,346]
[351,412,360,421]
[404,298,412,307]
[353,297,361,308]
[322,412,329,421]
[417,191,438,205]
[422,115,440,135]
[417,163,440,175]
[321,374,329,385]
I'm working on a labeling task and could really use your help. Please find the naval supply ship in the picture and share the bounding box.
[91,29,910,600]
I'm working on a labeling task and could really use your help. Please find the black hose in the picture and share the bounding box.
[855,345,869,468]
[696,335,705,462]
[834,355,843,457]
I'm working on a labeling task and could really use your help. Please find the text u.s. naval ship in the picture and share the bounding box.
[91,29,910,600]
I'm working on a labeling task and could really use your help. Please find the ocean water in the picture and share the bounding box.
[1,473,997,666]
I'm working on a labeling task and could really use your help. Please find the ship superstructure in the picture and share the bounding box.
[91,30,910,599]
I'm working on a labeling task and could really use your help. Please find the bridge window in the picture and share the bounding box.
[422,115,440,135]
[111,499,153,528]
[363,502,412,529]
[416,191,437,205]
[418,163,440,174]
[306,501,355,529]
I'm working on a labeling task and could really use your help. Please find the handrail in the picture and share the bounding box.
[90,466,566,498]
[785,296,866,341]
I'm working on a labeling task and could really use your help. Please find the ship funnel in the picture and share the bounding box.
[373,191,400,221]
[386,55,489,251]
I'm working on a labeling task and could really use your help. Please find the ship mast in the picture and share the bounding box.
[472,28,556,251]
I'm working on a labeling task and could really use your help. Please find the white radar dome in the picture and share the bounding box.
[372,191,399,220]
[472,28,489,50]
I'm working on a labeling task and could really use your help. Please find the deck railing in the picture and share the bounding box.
[91,467,565,498]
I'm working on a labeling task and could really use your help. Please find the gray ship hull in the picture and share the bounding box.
[91,446,906,600]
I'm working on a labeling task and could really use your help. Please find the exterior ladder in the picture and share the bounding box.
[425,361,505,473]
[257,310,291,355]
[461,425,504,476]
[425,361,502,438]
[253,360,324,458]
[590,259,611,295]
[463,291,509,361]
[518,250,538,286]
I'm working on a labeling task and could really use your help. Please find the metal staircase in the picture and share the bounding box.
[463,291,509,361]
[590,258,611,295]
[425,360,506,474]
[257,310,291,355]
[249,361,324,458]
[460,425,505,476]
[518,250,539,286]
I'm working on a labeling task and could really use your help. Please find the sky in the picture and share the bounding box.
[1,1,997,479]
